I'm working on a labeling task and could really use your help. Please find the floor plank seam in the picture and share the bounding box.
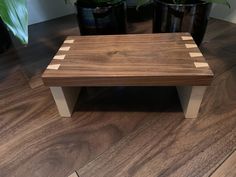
[208,149,236,177]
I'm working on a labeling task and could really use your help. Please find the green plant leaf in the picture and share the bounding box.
[0,0,28,44]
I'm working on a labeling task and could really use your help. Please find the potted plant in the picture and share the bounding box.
[138,0,229,45]
[0,0,28,53]
[66,0,127,35]
[0,18,11,53]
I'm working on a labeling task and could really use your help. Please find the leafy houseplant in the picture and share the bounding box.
[67,0,127,35]
[0,0,28,46]
[138,0,230,45]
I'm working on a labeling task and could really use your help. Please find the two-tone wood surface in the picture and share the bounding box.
[42,33,213,86]
[42,33,214,118]
[0,15,236,177]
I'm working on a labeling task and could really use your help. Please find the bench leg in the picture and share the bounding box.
[50,87,81,117]
[68,172,79,177]
[177,86,207,118]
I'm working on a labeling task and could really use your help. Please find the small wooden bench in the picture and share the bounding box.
[42,33,213,118]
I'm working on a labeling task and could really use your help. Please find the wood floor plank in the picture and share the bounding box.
[0,15,236,177]
[77,66,236,177]
[211,150,236,177]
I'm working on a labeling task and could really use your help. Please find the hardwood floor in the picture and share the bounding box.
[0,15,236,177]
[211,150,236,177]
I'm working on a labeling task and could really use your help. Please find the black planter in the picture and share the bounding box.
[75,0,127,35]
[127,3,153,22]
[153,0,212,45]
[0,18,11,53]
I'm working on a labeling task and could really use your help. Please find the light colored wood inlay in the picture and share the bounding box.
[189,52,203,58]
[68,172,79,177]
[185,44,197,48]
[194,62,209,68]
[42,33,213,87]
[53,55,66,60]
[59,47,70,51]
[182,36,193,40]
[47,64,60,70]
[64,39,74,44]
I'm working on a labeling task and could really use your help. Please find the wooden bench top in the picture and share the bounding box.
[42,33,214,86]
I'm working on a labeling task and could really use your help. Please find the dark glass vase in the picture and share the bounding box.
[153,0,212,45]
[0,18,11,53]
[75,0,127,35]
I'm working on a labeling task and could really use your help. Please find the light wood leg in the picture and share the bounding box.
[177,86,207,118]
[68,172,79,177]
[50,87,81,117]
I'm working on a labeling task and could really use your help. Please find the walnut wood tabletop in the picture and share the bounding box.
[42,33,214,118]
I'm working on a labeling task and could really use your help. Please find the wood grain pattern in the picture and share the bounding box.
[77,63,236,176]
[42,33,213,87]
[211,150,236,177]
[0,15,236,177]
